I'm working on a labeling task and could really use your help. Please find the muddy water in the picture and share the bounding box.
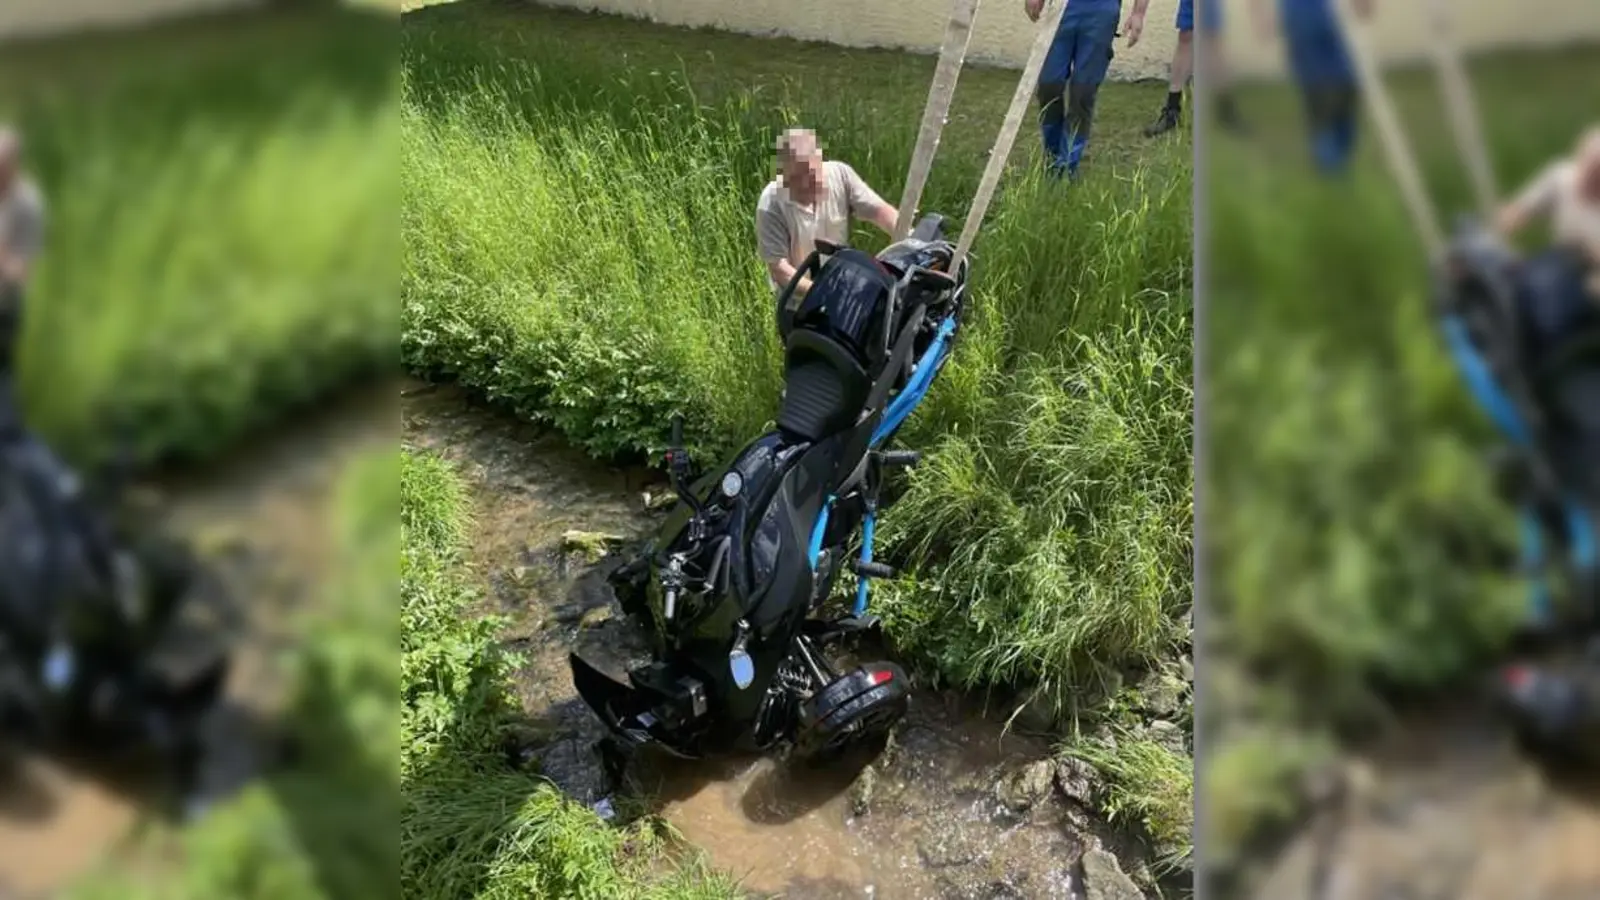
[401,379,1135,900]
[1249,702,1600,900]
[0,380,397,900]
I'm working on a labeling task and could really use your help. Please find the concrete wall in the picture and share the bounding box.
[0,0,258,41]
[527,0,1600,81]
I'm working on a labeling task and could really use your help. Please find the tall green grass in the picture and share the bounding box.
[0,7,396,467]
[400,450,740,900]
[1199,45,1600,874]
[401,5,1193,727]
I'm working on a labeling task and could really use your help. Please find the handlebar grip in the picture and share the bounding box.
[878,450,921,468]
[853,560,897,580]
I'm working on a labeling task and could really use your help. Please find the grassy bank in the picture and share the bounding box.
[400,449,739,899]
[402,0,1194,857]
[0,6,396,468]
[1200,44,1600,876]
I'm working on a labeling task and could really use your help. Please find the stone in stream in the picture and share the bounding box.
[1133,666,1188,719]
[578,605,613,629]
[1055,756,1103,806]
[996,759,1057,813]
[849,764,877,816]
[1080,848,1146,900]
[561,530,624,564]
[641,490,677,512]
[1146,720,1188,757]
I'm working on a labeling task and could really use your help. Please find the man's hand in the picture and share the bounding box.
[1123,9,1146,47]
[1024,0,1045,23]
[1249,0,1275,39]
[869,199,900,237]
[0,251,23,287]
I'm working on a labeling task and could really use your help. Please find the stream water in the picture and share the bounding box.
[400,379,1158,900]
[0,380,397,899]
[1243,699,1600,900]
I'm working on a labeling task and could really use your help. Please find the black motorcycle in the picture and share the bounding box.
[569,213,968,765]
[0,407,231,798]
[1434,220,1600,762]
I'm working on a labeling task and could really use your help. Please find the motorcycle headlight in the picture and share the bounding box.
[720,471,743,499]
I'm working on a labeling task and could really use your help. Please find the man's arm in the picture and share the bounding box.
[1496,163,1559,239]
[0,188,42,287]
[1124,0,1151,47]
[840,163,898,236]
[0,251,25,286]
[756,196,812,300]
[1248,0,1274,38]
[769,258,813,300]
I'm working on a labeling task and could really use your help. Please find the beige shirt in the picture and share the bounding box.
[1510,159,1600,259]
[0,177,45,281]
[755,160,886,294]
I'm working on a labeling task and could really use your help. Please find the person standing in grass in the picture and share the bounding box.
[1026,0,1151,180]
[756,127,898,305]
[0,126,45,410]
[1251,0,1373,175]
[1143,0,1245,137]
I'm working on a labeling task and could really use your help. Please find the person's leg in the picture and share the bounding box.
[1284,9,1359,175]
[1145,27,1193,137]
[1198,0,1246,133]
[1327,84,1360,169]
[1037,18,1077,173]
[1063,8,1119,175]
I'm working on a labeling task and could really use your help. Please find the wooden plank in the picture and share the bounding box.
[1333,0,1444,258]
[952,0,1067,269]
[1426,0,1499,218]
[894,0,982,241]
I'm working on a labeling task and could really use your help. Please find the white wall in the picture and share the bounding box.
[0,0,259,42]
[526,0,1600,81]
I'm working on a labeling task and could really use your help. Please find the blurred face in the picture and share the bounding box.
[780,138,824,205]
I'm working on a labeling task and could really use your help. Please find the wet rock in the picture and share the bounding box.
[1080,849,1145,900]
[532,738,611,805]
[1146,720,1188,757]
[997,759,1057,813]
[1055,756,1103,806]
[641,490,677,512]
[561,530,623,564]
[579,605,614,629]
[1178,654,1193,683]
[1134,667,1188,718]
[850,765,877,817]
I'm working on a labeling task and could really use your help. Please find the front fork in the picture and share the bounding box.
[848,450,920,621]
[855,497,880,617]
